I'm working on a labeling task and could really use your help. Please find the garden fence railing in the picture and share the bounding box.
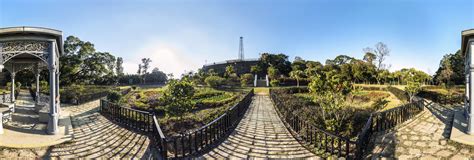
[100,89,254,159]
[269,88,426,159]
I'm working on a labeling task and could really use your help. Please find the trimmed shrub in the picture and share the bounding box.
[205,76,225,88]
[418,90,463,105]
[278,77,310,86]
[107,91,122,103]
[387,86,409,102]
[270,79,280,87]
[240,73,254,87]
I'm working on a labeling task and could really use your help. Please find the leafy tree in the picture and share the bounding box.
[259,53,292,76]
[224,65,235,78]
[137,64,142,75]
[270,79,280,87]
[364,42,390,70]
[161,79,195,119]
[309,69,353,133]
[289,70,304,87]
[250,65,262,75]
[404,69,423,102]
[145,68,168,83]
[141,58,152,74]
[116,57,124,77]
[363,52,376,64]
[205,76,225,88]
[141,58,152,83]
[107,91,122,103]
[60,36,118,85]
[292,56,307,71]
[325,55,354,65]
[240,73,254,87]
[207,69,218,76]
[267,66,279,79]
[434,50,464,85]
[304,61,323,77]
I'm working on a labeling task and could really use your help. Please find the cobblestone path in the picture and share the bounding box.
[370,100,474,159]
[199,95,317,159]
[0,99,153,159]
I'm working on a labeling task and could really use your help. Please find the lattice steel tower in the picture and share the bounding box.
[238,36,244,60]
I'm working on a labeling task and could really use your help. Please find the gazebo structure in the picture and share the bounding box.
[462,29,474,135]
[0,26,62,135]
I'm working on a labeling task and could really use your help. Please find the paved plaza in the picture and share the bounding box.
[199,94,317,159]
[370,101,474,159]
[0,99,153,159]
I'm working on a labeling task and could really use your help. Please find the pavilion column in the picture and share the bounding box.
[469,42,474,135]
[56,71,60,113]
[47,41,59,135]
[35,65,40,104]
[10,72,15,103]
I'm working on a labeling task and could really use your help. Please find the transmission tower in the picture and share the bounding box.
[238,36,244,60]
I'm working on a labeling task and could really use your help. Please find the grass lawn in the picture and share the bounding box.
[254,87,269,95]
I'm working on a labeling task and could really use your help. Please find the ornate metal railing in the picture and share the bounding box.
[0,92,13,103]
[269,89,355,158]
[269,88,426,159]
[354,99,424,159]
[100,89,254,159]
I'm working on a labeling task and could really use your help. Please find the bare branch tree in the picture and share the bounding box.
[375,42,390,70]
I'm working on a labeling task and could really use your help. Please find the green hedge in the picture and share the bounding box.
[418,90,463,105]
[355,85,387,91]
[387,86,409,102]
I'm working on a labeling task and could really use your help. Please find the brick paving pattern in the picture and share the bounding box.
[370,101,474,159]
[199,95,317,159]
[0,99,153,159]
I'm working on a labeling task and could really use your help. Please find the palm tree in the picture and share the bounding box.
[289,70,304,87]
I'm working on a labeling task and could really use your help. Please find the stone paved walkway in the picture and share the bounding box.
[370,100,474,159]
[199,94,317,159]
[0,99,153,159]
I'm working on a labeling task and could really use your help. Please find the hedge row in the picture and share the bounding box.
[276,77,310,86]
[355,85,387,91]
[387,86,409,102]
[417,90,464,105]
[195,93,240,108]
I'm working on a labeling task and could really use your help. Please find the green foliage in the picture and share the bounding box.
[205,76,225,88]
[240,73,254,87]
[107,91,122,103]
[289,70,304,87]
[270,79,279,87]
[312,92,350,133]
[434,50,464,85]
[267,66,279,79]
[309,70,352,95]
[60,36,118,85]
[404,69,423,102]
[250,65,262,74]
[387,86,409,102]
[162,79,195,118]
[258,53,292,76]
[6,82,21,91]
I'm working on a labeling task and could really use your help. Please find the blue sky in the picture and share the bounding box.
[1,0,473,76]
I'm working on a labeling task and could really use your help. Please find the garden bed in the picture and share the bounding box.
[119,86,250,136]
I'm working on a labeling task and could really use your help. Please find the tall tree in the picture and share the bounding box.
[116,57,124,77]
[141,58,152,74]
[363,52,376,64]
[364,42,390,70]
[289,70,304,87]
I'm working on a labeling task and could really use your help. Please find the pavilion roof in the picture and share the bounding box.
[0,26,64,55]
[462,29,474,56]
